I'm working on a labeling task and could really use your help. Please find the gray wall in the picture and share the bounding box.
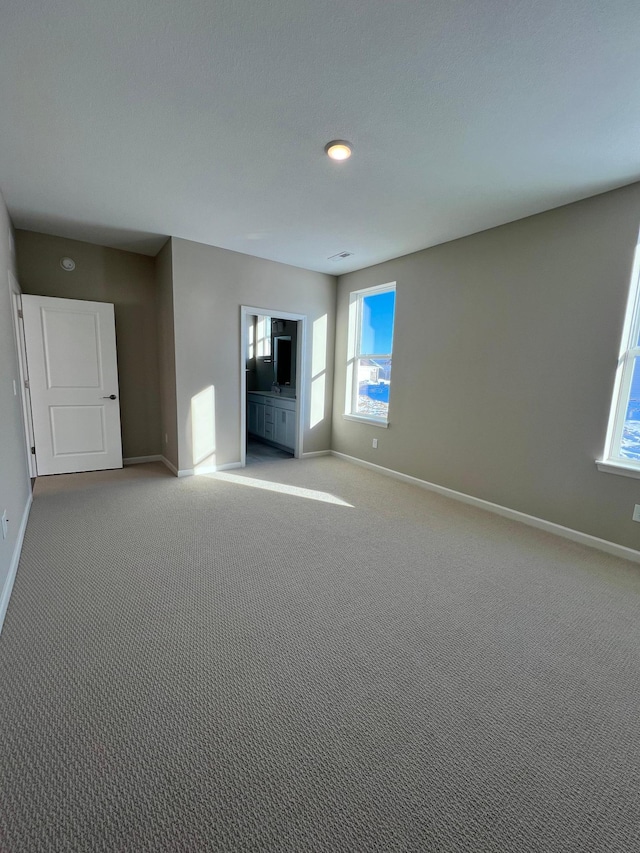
[0,191,31,606]
[15,230,161,459]
[332,182,640,551]
[155,239,178,470]
[171,237,336,472]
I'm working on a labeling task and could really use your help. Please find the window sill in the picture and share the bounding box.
[595,459,640,480]
[343,413,389,429]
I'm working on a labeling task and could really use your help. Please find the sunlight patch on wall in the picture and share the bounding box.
[312,314,327,377]
[310,373,326,429]
[310,314,328,429]
[191,385,216,471]
[210,471,353,506]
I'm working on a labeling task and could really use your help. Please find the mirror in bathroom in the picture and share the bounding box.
[274,335,292,385]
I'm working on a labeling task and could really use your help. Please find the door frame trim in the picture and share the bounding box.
[8,273,36,478]
[240,306,307,467]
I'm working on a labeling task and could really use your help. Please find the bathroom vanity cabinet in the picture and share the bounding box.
[247,392,296,451]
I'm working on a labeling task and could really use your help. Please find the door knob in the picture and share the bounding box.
[102,394,117,400]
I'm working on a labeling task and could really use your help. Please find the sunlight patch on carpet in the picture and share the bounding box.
[208,471,353,506]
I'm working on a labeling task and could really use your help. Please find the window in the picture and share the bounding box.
[345,283,396,425]
[600,240,640,475]
[256,315,272,358]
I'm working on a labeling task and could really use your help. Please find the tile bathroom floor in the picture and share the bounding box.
[245,437,294,465]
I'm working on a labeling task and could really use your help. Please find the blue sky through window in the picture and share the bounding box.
[622,358,640,459]
[631,357,640,401]
[361,291,395,355]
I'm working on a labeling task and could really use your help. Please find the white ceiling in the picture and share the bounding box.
[2,0,640,274]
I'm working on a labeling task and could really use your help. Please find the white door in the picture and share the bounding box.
[22,295,123,475]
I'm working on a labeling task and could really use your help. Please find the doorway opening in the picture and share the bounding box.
[240,307,306,467]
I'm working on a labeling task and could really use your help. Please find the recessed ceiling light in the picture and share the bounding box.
[325,140,352,161]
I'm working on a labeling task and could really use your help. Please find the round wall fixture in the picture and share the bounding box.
[325,140,352,161]
[60,257,76,271]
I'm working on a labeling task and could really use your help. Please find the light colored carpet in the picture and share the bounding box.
[1,457,639,852]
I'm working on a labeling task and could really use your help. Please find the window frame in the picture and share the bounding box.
[255,315,272,359]
[344,282,396,427]
[598,240,640,477]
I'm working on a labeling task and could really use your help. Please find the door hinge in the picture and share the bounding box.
[17,308,23,319]
[24,379,29,389]
[31,446,36,455]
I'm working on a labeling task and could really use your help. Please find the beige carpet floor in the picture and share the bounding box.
[1,457,639,852]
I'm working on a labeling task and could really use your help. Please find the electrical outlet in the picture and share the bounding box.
[633,505,640,522]
[372,438,378,449]
[1,510,8,540]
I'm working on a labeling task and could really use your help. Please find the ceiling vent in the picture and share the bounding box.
[328,251,353,262]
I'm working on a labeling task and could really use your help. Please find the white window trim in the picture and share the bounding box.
[597,238,640,478]
[345,282,396,424]
[595,459,640,479]
[342,413,390,428]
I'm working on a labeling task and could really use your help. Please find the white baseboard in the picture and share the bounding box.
[123,455,163,466]
[331,451,640,565]
[161,456,179,477]
[178,461,243,477]
[301,450,331,458]
[216,461,244,472]
[0,492,33,635]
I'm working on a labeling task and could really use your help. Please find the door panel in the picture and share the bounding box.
[50,406,106,455]
[285,409,296,449]
[248,400,258,435]
[22,295,123,475]
[275,408,286,445]
[42,309,103,388]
